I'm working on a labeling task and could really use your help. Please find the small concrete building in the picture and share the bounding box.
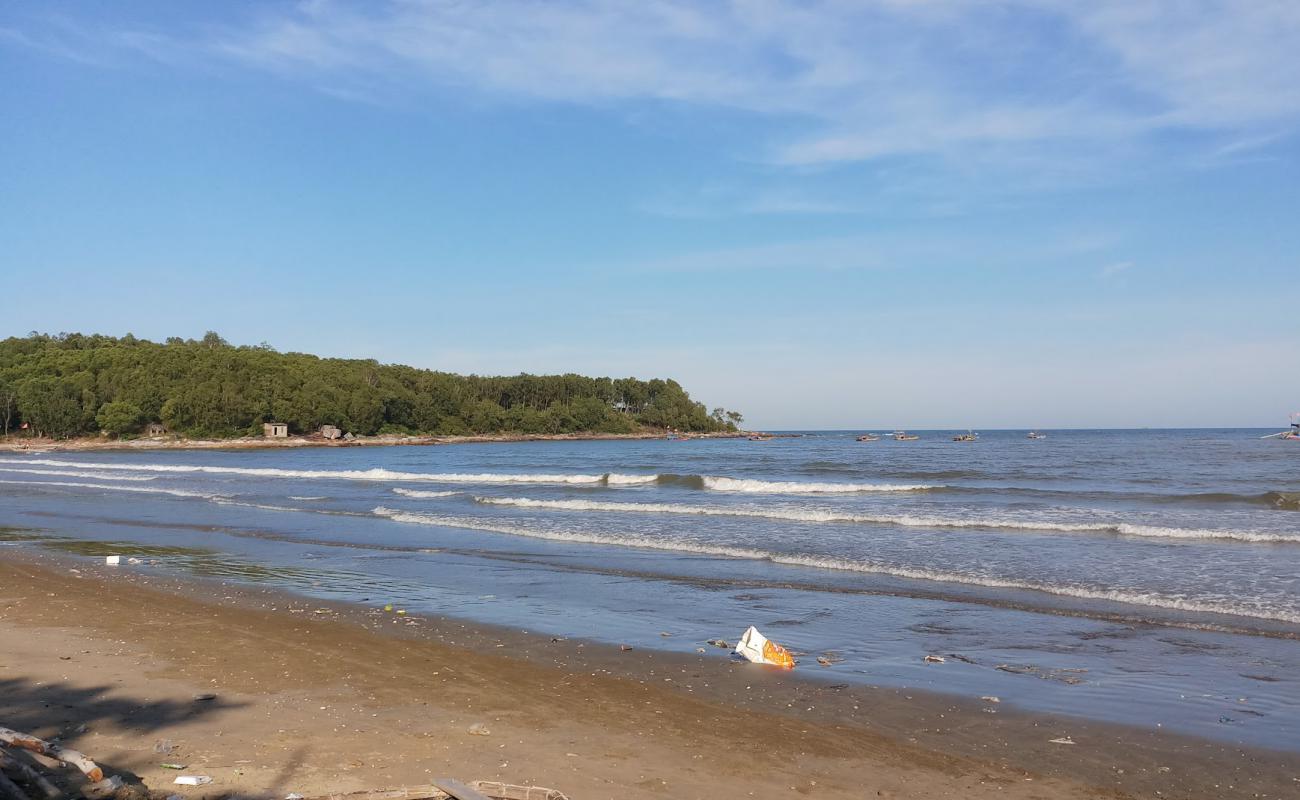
[144,423,167,437]
[263,422,289,438]
[320,424,342,440]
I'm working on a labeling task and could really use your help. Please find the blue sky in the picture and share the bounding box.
[2,1,1297,429]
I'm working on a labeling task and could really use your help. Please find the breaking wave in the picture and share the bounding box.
[604,473,660,485]
[700,476,936,493]
[472,496,1300,543]
[0,458,636,486]
[370,507,1299,623]
[393,488,460,498]
[0,459,930,494]
[1263,491,1300,511]
[0,467,157,482]
[0,479,222,500]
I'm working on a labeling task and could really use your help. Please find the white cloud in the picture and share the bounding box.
[8,1,1298,169]
[188,0,1300,166]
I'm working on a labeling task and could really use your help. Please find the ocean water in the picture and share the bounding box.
[2,429,1297,749]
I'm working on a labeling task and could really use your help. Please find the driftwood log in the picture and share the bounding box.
[0,729,103,783]
[0,751,61,800]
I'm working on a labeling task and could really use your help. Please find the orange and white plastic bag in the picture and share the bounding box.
[733,625,796,668]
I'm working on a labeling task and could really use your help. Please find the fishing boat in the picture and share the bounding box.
[952,430,979,442]
[1027,430,1047,439]
[1260,414,1300,440]
[856,433,880,442]
[892,431,919,441]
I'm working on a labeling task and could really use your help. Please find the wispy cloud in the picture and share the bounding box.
[1100,260,1134,278]
[611,226,1121,276]
[8,1,1300,171]
[0,23,107,66]
[200,1,1300,163]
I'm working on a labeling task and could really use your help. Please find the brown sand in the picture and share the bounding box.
[0,556,1294,800]
[0,431,745,454]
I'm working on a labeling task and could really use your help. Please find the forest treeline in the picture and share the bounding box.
[0,333,742,439]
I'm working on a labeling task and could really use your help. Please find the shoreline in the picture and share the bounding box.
[2,551,1296,799]
[0,430,748,453]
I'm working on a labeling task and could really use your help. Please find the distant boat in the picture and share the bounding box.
[892,431,919,441]
[856,433,880,442]
[1260,413,1300,440]
[952,430,979,442]
[1027,431,1047,439]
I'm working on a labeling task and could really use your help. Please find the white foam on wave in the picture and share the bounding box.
[0,467,157,482]
[473,496,1299,543]
[604,473,659,485]
[702,476,935,494]
[0,458,620,485]
[212,498,307,513]
[393,488,460,498]
[288,496,329,501]
[0,479,222,500]
[1110,523,1298,544]
[371,507,1300,623]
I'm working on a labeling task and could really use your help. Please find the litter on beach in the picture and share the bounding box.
[1048,737,1076,745]
[733,626,796,669]
[104,555,120,565]
[173,776,213,785]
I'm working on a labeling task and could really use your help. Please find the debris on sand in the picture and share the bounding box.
[1,725,105,783]
[2,721,569,800]
[733,626,796,669]
[172,776,211,786]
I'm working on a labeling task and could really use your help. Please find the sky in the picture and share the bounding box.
[2,0,1298,429]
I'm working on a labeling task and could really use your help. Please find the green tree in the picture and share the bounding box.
[17,377,83,438]
[0,377,16,437]
[0,332,741,439]
[96,401,145,437]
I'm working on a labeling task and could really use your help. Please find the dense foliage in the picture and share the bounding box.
[0,333,742,439]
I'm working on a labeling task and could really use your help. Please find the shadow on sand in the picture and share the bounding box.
[0,676,249,797]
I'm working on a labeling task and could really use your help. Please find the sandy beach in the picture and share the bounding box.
[1,554,1294,800]
[0,431,748,454]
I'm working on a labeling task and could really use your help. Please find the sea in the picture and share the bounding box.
[2,429,1297,750]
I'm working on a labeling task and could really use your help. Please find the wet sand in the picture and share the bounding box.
[0,554,1295,799]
